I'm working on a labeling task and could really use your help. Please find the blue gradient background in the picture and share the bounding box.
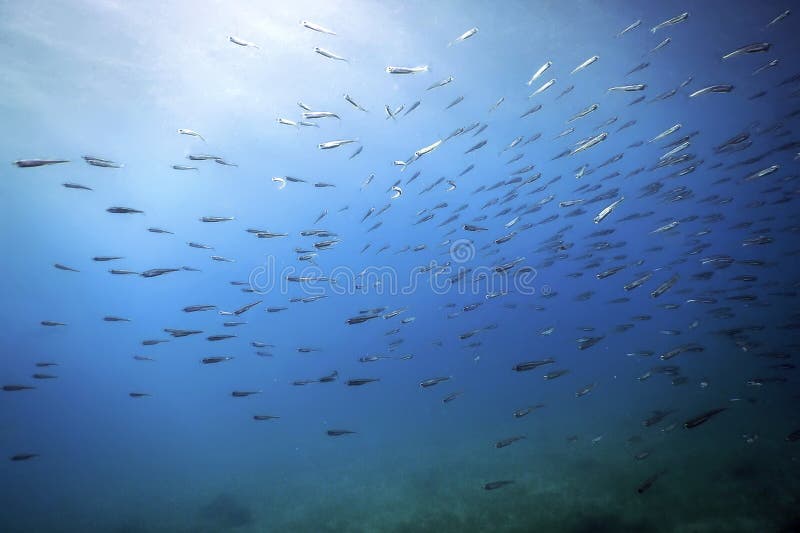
[1,0,799,531]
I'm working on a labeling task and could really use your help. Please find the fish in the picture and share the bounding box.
[14,159,69,167]
[608,84,646,92]
[445,96,464,110]
[637,471,666,494]
[571,133,607,155]
[484,480,515,491]
[201,356,234,364]
[512,358,555,372]
[107,207,143,214]
[141,268,179,278]
[616,20,641,37]
[3,385,36,392]
[529,78,555,98]
[302,111,340,120]
[319,139,358,150]
[427,76,454,90]
[689,85,734,98]
[314,47,347,61]
[651,275,678,298]
[650,12,689,33]
[346,378,380,386]
[766,9,791,28]
[527,61,552,85]
[229,36,259,48]
[420,377,450,388]
[301,21,336,35]
[403,101,421,116]
[177,128,205,141]
[567,103,599,122]
[208,334,236,341]
[10,453,40,461]
[683,408,727,429]
[443,391,463,403]
[326,429,355,437]
[593,196,624,223]
[344,94,367,112]
[649,38,671,54]
[571,56,598,74]
[84,156,123,168]
[448,27,478,46]
[386,65,429,74]
[62,182,92,190]
[495,436,526,448]
[722,43,771,60]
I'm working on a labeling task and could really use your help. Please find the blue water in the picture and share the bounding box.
[2,1,800,531]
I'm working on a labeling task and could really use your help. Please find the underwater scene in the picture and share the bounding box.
[1,0,800,531]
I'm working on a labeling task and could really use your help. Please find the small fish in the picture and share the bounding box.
[593,197,624,224]
[766,9,791,28]
[527,61,552,85]
[484,480,515,491]
[177,128,205,141]
[85,157,123,170]
[684,408,727,428]
[62,182,92,190]
[14,159,69,168]
[571,56,599,75]
[301,20,336,35]
[346,378,380,386]
[495,436,526,448]
[448,27,478,47]
[344,94,368,112]
[571,133,607,155]
[512,358,555,372]
[443,391,463,403]
[314,47,347,61]
[608,84,646,92]
[529,78,555,98]
[231,390,261,397]
[427,76,454,90]
[616,20,641,37]
[649,38,671,54]
[722,43,770,60]
[445,96,464,109]
[386,65,429,74]
[689,85,734,98]
[302,111,340,120]
[202,356,234,364]
[107,207,143,214]
[141,268,180,278]
[326,429,356,437]
[319,139,358,150]
[10,453,39,461]
[229,36,259,48]
[637,471,666,494]
[650,12,689,33]
[420,376,450,388]
[3,385,36,392]
[651,275,678,298]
